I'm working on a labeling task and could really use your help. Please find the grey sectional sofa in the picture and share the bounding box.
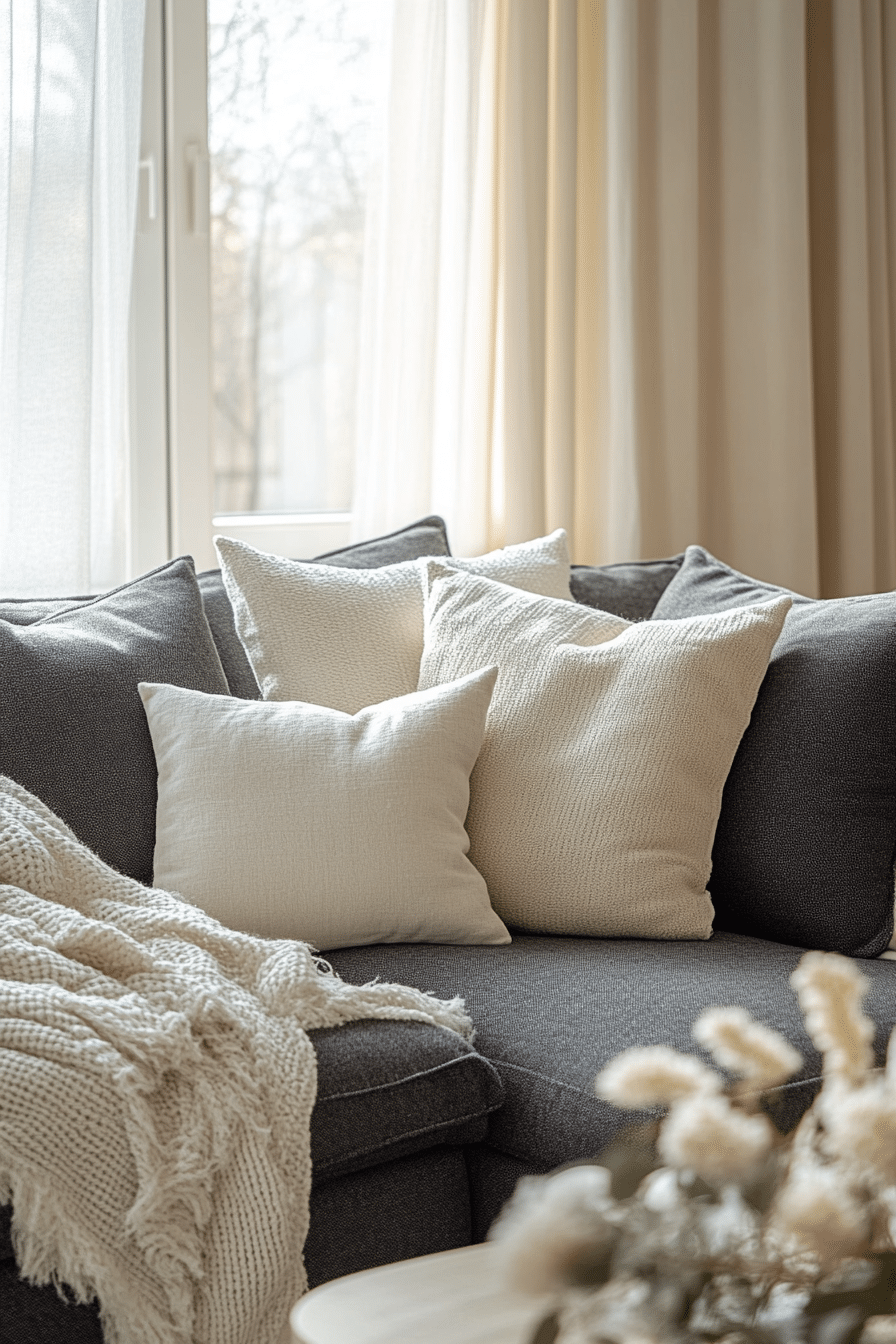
[2,517,895,1343]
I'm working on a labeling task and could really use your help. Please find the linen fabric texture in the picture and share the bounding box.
[214,528,572,713]
[141,668,511,949]
[417,564,790,940]
[652,545,896,957]
[0,557,229,884]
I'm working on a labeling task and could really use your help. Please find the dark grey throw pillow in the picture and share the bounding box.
[198,514,452,698]
[652,545,896,957]
[0,557,230,884]
[570,555,683,621]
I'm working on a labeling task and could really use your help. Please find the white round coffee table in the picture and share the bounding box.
[290,1243,552,1344]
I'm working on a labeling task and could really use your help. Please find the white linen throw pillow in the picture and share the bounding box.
[215,529,572,713]
[418,565,791,940]
[140,667,510,950]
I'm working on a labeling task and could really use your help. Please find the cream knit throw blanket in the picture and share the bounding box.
[0,776,473,1344]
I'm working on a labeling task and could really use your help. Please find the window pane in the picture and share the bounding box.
[208,0,386,515]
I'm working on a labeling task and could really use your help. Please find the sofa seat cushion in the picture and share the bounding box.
[326,934,896,1174]
[306,1019,504,1182]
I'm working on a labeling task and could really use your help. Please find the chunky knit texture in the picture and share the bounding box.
[215,529,573,714]
[0,776,472,1344]
[419,565,791,940]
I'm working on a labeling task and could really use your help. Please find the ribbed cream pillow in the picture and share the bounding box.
[140,667,510,950]
[418,565,791,940]
[215,530,572,712]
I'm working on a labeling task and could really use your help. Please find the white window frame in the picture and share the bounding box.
[129,0,352,573]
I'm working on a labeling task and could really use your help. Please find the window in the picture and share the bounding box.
[130,0,387,568]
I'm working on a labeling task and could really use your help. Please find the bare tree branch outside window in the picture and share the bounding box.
[208,0,386,515]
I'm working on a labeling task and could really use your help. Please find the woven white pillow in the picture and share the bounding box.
[418,564,791,940]
[215,529,572,713]
[140,667,510,950]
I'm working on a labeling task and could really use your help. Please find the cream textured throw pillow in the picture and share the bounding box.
[215,529,572,712]
[418,565,791,940]
[140,668,510,950]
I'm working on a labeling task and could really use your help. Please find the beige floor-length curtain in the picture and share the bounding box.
[354,0,896,595]
[573,0,896,596]
[806,0,896,597]
[574,0,823,592]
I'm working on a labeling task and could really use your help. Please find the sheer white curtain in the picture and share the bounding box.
[0,0,145,597]
[352,0,569,558]
[352,0,499,556]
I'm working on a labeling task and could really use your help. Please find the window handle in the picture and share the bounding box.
[186,142,210,237]
[138,153,157,224]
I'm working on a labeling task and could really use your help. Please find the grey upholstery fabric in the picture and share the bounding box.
[197,514,452,697]
[465,1144,543,1242]
[195,568,262,701]
[0,557,229,884]
[0,1021,499,1218]
[0,596,90,624]
[327,933,896,1172]
[652,546,896,956]
[304,1147,473,1288]
[307,1019,503,1181]
[0,517,452,702]
[570,555,683,621]
[0,1261,104,1344]
[312,514,451,568]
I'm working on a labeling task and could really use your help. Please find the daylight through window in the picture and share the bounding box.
[208,0,387,517]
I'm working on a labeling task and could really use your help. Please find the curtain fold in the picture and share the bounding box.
[354,0,896,594]
[808,0,896,597]
[593,0,820,592]
[0,0,145,597]
[352,0,499,556]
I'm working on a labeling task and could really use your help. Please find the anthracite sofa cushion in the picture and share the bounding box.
[570,555,683,621]
[326,933,896,1173]
[652,545,896,956]
[0,1019,501,1254]
[0,516,451,703]
[0,556,229,884]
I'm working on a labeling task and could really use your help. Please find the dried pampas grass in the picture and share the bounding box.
[692,1007,802,1091]
[790,951,874,1084]
[595,1045,721,1109]
[819,1079,896,1185]
[491,1165,615,1295]
[658,1093,774,1182]
[771,1160,870,1267]
[494,950,896,1344]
